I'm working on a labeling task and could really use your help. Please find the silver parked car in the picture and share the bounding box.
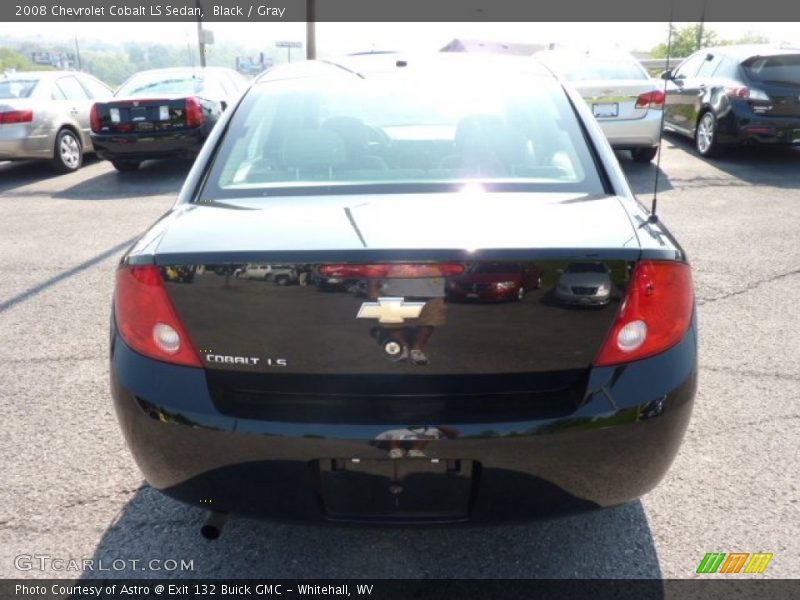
[0,70,113,172]
[534,49,664,162]
[554,262,613,306]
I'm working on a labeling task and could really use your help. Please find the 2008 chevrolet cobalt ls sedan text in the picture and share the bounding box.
[110,55,697,528]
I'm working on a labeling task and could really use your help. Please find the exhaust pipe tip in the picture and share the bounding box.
[200,524,221,540]
[201,511,228,540]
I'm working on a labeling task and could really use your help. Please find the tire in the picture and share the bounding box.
[51,129,82,173]
[695,111,722,157]
[275,276,289,286]
[112,160,141,172]
[631,146,658,163]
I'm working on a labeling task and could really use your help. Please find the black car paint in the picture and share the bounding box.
[92,124,214,162]
[90,70,241,163]
[111,314,697,523]
[664,46,800,149]
[109,57,696,523]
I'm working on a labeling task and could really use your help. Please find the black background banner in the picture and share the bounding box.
[2,579,800,600]
[2,0,800,22]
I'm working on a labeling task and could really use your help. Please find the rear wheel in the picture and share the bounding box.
[51,129,82,173]
[631,147,658,163]
[695,111,722,157]
[112,160,141,172]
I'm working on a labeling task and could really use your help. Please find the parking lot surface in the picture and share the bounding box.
[1,137,798,579]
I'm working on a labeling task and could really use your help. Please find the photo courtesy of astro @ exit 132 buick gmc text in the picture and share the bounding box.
[1,0,800,594]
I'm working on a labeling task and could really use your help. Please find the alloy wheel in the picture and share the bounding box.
[60,133,80,169]
[696,113,715,155]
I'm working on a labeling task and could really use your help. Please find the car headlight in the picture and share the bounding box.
[495,281,516,290]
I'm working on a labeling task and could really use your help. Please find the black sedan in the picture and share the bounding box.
[90,67,247,171]
[663,44,800,156]
[110,54,697,532]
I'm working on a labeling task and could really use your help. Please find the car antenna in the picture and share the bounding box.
[649,18,674,223]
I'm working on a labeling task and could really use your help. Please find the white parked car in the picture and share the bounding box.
[233,264,272,280]
[534,49,664,162]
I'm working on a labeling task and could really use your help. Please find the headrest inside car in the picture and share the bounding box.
[282,129,347,171]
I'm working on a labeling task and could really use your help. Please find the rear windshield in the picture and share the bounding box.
[0,79,38,99]
[115,72,202,98]
[200,73,605,200]
[743,54,800,85]
[540,56,647,82]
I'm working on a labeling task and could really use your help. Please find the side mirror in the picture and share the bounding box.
[660,69,673,81]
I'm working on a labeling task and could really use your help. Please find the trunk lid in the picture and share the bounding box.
[152,192,639,380]
[751,82,800,118]
[92,96,199,133]
[153,192,639,255]
[573,79,660,121]
[742,53,800,117]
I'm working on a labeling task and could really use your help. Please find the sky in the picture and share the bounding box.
[2,22,798,56]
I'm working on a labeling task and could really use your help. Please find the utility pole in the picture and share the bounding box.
[196,0,206,67]
[74,36,82,71]
[306,0,316,59]
[696,0,708,51]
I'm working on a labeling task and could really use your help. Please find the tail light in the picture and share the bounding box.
[0,109,33,124]
[185,97,205,128]
[635,90,665,109]
[593,261,693,367]
[725,86,750,99]
[89,103,100,132]
[114,265,201,367]
[318,263,465,278]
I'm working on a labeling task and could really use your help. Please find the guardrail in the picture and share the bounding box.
[639,58,686,71]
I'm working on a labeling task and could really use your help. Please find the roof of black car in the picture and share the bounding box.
[254,53,555,85]
[706,44,800,61]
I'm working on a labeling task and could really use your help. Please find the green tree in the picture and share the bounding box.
[651,24,720,59]
[0,48,36,71]
[651,25,772,59]
[80,50,136,87]
[731,32,770,45]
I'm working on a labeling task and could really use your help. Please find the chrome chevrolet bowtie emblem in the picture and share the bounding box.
[357,297,425,324]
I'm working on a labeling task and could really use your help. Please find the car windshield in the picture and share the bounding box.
[540,55,647,81]
[200,71,605,200]
[566,263,607,274]
[743,54,800,85]
[115,72,202,97]
[0,78,38,99]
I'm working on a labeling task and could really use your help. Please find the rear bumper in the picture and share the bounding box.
[597,110,662,149]
[110,319,697,523]
[718,108,800,146]
[90,128,207,161]
[0,131,53,160]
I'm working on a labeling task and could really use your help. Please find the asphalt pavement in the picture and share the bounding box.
[0,138,798,579]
